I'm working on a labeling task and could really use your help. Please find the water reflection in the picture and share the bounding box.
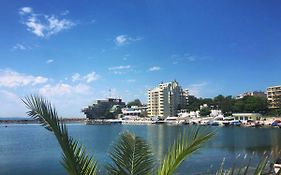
[144,125,281,173]
[1,124,281,175]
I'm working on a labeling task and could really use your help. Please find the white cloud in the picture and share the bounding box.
[19,7,75,38]
[46,59,54,64]
[19,7,33,15]
[47,16,74,36]
[39,83,71,96]
[38,83,93,117]
[0,90,26,117]
[148,66,161,72]
[171,53,207,64]
[13,43,31,50]
[72,73,81,82]
[187,82,208,97]
[0,69,48,88]
[108,65,132,75]
[115,35,127,45]
[84,72,99,83]
[61,10,69,16]
[108,65,131,70]
[115,35,142,46]
[25,16,45,37]
[39,83,92,97]
[71,72,99,83]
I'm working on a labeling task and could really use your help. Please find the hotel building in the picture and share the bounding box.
[267,85,281,109]
[147,80,188,118]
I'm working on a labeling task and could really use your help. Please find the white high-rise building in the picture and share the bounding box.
[147,80,188,118]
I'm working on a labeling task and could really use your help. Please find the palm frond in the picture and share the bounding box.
[157,127,214,175]
[22,95,97,175]
[253,155,270,175]
[106,131,155,175]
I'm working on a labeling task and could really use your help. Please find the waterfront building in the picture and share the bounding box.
[82,98,126,119]
[121,105,147,119]
[267,85,281,109]
[147,80,188,118]
[235,91,266,100]
[232,113,262,121]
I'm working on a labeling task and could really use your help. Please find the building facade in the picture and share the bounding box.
[147,80,188,118]
[82,98,126,119]
[121,106,147,119]
[267,85,281,109]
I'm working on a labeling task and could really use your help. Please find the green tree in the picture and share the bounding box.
[127,99,142,107]
[199,107,211,117]
[213,95,234,115]
[186,95,201,111]
[233,96,268,114]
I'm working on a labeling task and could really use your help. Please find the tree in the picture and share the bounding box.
[213,95,234,115]
[186,95,201,111]
[127,99,142,107]
[199,107,211,117]
[23,95,214,175]
[233,96,268,114]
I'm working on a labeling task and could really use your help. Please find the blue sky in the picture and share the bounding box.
[0,0,281,117]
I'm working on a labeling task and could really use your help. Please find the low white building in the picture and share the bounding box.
[232,113,262,121]
[121,106,147,119]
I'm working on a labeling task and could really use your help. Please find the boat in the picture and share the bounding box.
[272,120,281,127]
[230,120,241,126]
[222,117,235,126]
[165,116,179,124]
[106,119,122,124]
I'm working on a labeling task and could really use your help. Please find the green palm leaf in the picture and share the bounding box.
[157,127,214,175]
[22,95,97,175]
[106,131,155,175]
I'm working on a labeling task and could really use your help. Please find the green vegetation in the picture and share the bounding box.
[22,95,280,175]
[199,107,211,117]
[186,95,269,115]
[127,99,142,107]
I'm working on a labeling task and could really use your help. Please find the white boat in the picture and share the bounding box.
[165,116,180,124]
[106,119,122,124]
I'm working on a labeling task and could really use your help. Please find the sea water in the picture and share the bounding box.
[0,124,281,174]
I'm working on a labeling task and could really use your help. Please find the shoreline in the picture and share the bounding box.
[1,118,280,129]
[0,118,87,124]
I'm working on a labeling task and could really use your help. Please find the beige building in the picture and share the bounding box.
[267,85,281,109]
[147,80,188,118]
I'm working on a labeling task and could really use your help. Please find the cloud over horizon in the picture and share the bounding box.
[0,69,48,88]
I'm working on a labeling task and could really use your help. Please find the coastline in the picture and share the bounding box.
[0,118,87,124]
[1,117,280,129]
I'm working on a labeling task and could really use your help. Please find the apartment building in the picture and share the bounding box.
[235,91,266,100]
[267,85,281,109]
[147,80,188,118]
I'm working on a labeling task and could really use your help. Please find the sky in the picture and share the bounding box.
[0,0,281,118]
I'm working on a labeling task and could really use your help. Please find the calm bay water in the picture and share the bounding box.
[0,124,281,175]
